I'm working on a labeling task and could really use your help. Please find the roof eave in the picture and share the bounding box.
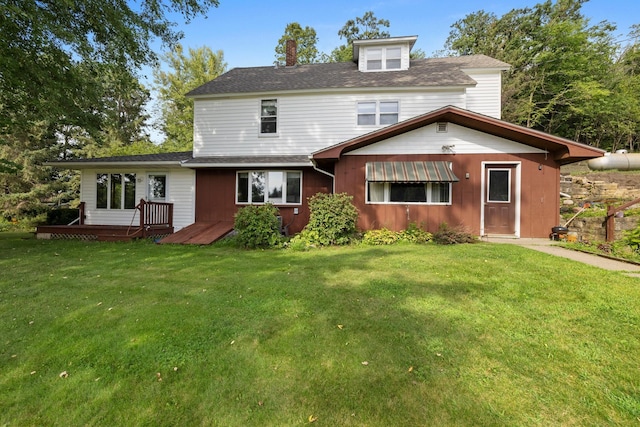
[312,106,605,162]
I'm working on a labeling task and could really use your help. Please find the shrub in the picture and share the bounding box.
[433,222,476,245]
[303,193,359,246]
[625,226,640,253]
[399,222,432,243]
[363,228,399,245]
[46,208,81,225]
[233,204,282,249]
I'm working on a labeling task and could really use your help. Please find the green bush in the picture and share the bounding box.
[433,222,476,245]
[399,222,432,243]
[363,228,399,245]
[233,204,282,249]
[46,208,81,225]
[625,226,640,253]
[302,193,359,246]
[363,223,433,246]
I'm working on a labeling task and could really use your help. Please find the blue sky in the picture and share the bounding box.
[155,0,639,70]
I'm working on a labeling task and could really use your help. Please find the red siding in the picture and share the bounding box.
[195,168,333,235]
[334,153,560,238]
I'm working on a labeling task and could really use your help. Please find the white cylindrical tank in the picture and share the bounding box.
[587,152,640,171]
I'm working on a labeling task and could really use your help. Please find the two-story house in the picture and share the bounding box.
[43,36,604,243]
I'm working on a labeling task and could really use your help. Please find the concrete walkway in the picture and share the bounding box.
[485,237,640,274]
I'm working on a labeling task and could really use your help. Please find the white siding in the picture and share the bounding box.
[462,70,502,119]
[80,168,195,231]
[193,90,467,157]
[346,123,546,155]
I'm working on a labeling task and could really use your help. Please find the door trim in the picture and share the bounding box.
[480,161,521,237]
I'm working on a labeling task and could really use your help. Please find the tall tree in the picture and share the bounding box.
[154,44,227,151]
[328,11,391,62]
[275,23,320,65]
[444,0,625,150]
[0,0,219,221]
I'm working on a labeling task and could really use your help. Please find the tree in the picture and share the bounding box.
[443,0,628,150]
[0,0,220,222]
[153,44,227,151]
[275,23,320,65]
[328,11,391,62]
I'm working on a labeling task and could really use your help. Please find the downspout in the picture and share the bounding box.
[309,157,336,194]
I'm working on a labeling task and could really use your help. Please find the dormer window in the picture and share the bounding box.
[364,46,402,71]
[366,47,402,71]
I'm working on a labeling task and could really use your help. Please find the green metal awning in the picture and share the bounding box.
[366,161,459,182]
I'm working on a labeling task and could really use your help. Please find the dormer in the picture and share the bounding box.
[353,36,418,72]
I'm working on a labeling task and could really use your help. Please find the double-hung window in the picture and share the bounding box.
[260,99,277,134]
[357,101,399,126]
[365,47,402,71]
[96,173,136,209]
[237,171,301,205]
[366,162,458,205]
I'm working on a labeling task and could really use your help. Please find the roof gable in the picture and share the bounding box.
[312,106,605,165]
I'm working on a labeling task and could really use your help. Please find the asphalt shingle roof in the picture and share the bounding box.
[187,55,510,97]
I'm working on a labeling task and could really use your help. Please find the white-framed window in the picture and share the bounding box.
[365,47,402,71]
[236,170,302,205]
[357,101,399,126]
[367,182,452,205]
[487,168,511,203]
[96,173,136,209]
[148,174,167,201]
[260,99,278,135]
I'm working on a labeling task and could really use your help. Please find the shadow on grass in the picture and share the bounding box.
[1,235,638,425]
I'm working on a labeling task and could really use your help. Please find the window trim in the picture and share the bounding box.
[236,170,302,206]
[96,172,137,210]
[147,173,168,202]
[366,181,452,205]
[486,168,511,203]
[364,46,403,72]
[357,100,399,127]
[259,99,278,136]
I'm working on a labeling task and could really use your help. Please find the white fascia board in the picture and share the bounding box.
[45,161,186,168]
[188,85,474,100]
[182,162,313,169]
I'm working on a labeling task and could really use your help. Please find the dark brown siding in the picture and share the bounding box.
[334,153,560,238]
[195,168,333,234]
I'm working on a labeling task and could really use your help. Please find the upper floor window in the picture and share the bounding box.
[365,47,402,71]
[260,99,277,134]
[236,170,302,205]
[96,173,136,209]
[357,101,399,126]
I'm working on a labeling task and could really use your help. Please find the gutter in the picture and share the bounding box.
[309,157,336,194]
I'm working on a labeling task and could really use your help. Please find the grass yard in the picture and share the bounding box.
[1,233,639,426]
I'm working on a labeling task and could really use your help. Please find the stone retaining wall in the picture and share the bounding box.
[560,174,639,241]
[567,216,638,242]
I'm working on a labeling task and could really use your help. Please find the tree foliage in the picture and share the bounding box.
[154,44,227,151]
[275,22,320,65]
[444,0,639,151]
[328,11,391,62]
[0,0,219,221]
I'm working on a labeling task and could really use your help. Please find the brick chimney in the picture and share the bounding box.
[285,39,297,67]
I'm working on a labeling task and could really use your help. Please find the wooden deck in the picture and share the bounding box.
[159,221,234,245]
[35,224,173,242]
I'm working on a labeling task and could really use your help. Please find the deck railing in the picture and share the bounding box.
[137,199,173,235]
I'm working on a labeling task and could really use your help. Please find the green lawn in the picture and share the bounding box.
[1,233,639,426]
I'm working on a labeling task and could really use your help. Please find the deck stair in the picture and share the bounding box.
[159,221,234,245]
